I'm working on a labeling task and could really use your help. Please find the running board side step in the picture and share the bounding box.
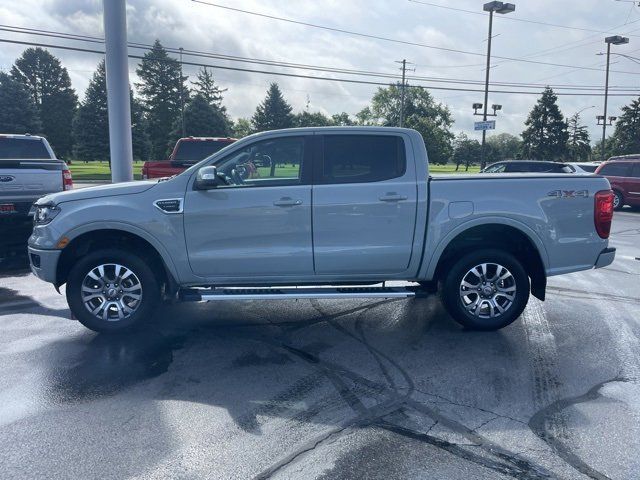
[179,286,421,302]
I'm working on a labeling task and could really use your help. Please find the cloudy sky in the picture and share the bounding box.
[1,0,639,143]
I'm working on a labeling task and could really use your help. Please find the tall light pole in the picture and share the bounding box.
[599,35,629,161]
[478,1,515,170]
[103,0,133,183]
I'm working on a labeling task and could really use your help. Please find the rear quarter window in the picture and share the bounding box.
[320,135,406,184]
[599,163,631,177]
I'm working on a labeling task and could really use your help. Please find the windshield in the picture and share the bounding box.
[0,137,51,159]
[173,141,232,162]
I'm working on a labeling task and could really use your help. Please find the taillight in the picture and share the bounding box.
[62,168,73,191]
[594,190,614,239]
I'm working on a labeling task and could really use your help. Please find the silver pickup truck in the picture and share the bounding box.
[28,127,616,333]
[1,134,73,251]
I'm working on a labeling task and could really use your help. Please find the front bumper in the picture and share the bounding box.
[594,247,616,269]
[27,246,61,283]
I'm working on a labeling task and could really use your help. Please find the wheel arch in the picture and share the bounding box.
[424,219,548,301]
[55,223,179,293]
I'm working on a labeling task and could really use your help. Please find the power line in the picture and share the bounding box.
[2,24,639,93]
[190,0,640,74]
[0,37,637,97]
[408,0,640,37]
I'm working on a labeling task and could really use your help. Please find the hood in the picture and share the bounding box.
[37,181,157,206]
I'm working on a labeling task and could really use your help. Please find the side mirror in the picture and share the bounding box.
[194,166,220,190]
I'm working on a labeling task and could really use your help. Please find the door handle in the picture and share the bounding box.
[379,193,408,202]
[273,197,303,207]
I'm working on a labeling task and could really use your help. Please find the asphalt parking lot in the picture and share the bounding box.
[0,210,639,480]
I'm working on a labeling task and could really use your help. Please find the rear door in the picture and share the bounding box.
[312,133,417,275]
[628,163,640,205]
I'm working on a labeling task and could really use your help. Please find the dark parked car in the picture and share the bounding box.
[482,160,575,174]
[595,155,640,210]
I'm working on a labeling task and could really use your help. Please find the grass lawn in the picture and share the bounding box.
[68,161,144,181]
[430,164,481,174]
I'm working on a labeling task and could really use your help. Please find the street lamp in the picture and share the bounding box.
[600,35,629,161]
[478,1,516,170]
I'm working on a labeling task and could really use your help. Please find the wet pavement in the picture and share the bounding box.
[0,210,639,479]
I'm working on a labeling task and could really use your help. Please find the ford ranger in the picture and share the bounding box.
[27,127,616,333]
[1,134,72,254]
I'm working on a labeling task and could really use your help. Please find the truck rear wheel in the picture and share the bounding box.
[440,249,529,330]
[66,248,161,333]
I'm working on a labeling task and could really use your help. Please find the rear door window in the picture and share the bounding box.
[631,163,640,178]
[599,163,632,177]
[319,135,406,184]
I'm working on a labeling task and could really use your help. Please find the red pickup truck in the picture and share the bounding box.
[142,137,236,179]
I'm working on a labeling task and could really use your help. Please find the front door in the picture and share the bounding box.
[312,133,418,275]
[183,135,313,278]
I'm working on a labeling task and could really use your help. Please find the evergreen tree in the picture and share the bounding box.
[136,40,189,159]
[169,93,231,144]
[610,96,640,155]
[192,67,226,107]
[294,110,334,127]
[11,47,77,157]
[73,61,109,161]
[233,118,253,138]
[521,87,569,161]
[0,72,41,134]
[566,113,591,161]
[358,84,454,165]
[131,97,151,161]
[252,83,294,132]
[73,61,150,162]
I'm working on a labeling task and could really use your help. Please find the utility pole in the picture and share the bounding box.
[395,59,414,128]
[179,47,186,137]
[103,0,133,183]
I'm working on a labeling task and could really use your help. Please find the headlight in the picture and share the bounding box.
[34,205,60,225]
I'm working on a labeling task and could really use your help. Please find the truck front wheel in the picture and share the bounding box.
[440,249,529,330]
[66,248,161,333]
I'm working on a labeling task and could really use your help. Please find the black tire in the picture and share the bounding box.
[440,249,530,331]
[66,248,161,333]
[613,190,625,211]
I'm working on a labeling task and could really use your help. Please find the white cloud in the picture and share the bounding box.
[0,0,638,143]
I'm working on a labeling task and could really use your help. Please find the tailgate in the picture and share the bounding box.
[0,160,64,203]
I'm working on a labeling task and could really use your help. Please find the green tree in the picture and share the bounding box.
[486,132,522,163]
[232,118,253,138]
[136,40,189,159]
[0,72,41,134]
[566,113,591,161]
[252,83,294,132]
[169,93,231,144]
[521,87,568,161]
[73,61,150,162]
[11,47,77,157]
[192,67,226,107]
[609,96,640,156]
[294,110,334,127]
[359,84,454,164]
[332,112,356,126]
[73,61,109,161]
[452,132,482,171]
